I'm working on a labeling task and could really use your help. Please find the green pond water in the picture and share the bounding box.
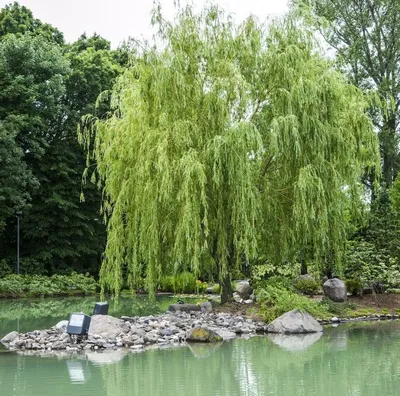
[1,298,400,395]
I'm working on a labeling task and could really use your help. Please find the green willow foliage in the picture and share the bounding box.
[81,5,379,299]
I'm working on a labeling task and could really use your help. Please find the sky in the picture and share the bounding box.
[0,0,289,47]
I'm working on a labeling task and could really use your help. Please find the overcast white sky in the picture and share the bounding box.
[0,0,289,47]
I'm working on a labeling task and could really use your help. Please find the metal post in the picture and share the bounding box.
[16,214,20,275]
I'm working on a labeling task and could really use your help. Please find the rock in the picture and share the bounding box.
[243,299,253,304]
[168,304,201,312]
[233,292,242,303]
[55,320,69,330]
[1,331,19,344]
[212,329,236,340]
[323,278,347,302]
[235,280,253,299]
[186,328,223,342]
[200,301,213,313]
[266,310,323,334]
[88,315,129,340]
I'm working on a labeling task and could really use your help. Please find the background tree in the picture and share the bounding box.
[82,5,379,300]
[0,3,122,275]
[0,1,64,44]
[292,0,400,190]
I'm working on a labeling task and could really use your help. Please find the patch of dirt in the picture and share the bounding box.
[349,293,400,311]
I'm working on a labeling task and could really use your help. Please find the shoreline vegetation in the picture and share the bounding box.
[2,274,400,326]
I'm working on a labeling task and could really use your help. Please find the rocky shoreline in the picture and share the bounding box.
[2,308,400,356]
[1,310,267,353]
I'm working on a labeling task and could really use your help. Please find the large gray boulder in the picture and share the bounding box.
[235,280,253,299]
[88,315,129,340]
[1,331,19,344]
[266,310,323,334]
[323,278,347,302]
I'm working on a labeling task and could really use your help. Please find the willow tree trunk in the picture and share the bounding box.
[220,272,233,304]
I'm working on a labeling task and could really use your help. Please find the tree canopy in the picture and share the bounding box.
[82,5,379,300]
[292,0,400,189]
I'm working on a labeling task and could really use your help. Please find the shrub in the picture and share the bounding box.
[195,280,207,294]
[212,284,220,294]
[345,278,364,296]
[159,272,197,294]
[257,284,329,323]
[294,277,320,296]
[0,273,98,298]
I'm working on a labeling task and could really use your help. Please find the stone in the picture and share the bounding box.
[266,310,323,334]
[168,304,201,313]
[235,280,253,299]
[243,299,253,304]
[88,315,129,340]
[55,320,69,330]
[323,278,347,302]
[211,328,236,340]
[233,292,242,303]
[186,328,223,342]
[200,301,213,313]
[1,331,19,344]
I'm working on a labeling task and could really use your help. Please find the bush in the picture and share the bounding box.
[159,272,197,294]
[257,284,329,323]
[345,278,364,296]
[294,277,320,296]
[0,273,98,298]
[212,284,220,294]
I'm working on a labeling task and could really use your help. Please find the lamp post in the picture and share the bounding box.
[16,211,22,275]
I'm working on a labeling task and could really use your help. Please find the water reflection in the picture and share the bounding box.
[187,342,223,358]
[267,331,323,351]
[66,361,88,383]
[2,321,400,396]
[86,350,128,365]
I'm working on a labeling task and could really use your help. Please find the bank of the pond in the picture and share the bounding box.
[2,310,267,354]
[4,301,400,359]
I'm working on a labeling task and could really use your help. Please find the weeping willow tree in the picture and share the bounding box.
[81,4,379,302]
[256,19,380,274]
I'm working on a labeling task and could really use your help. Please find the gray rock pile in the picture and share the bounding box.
[1,311,267,353]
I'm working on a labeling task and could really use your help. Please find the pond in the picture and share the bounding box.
[2,299,400,395]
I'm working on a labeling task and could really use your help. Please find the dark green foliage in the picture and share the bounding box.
[0,124,33,232]
[345,279,364,296]
[0,3,123,276]
[0,273,98,298]
[0,2,64,44]
[294,277,320,296]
